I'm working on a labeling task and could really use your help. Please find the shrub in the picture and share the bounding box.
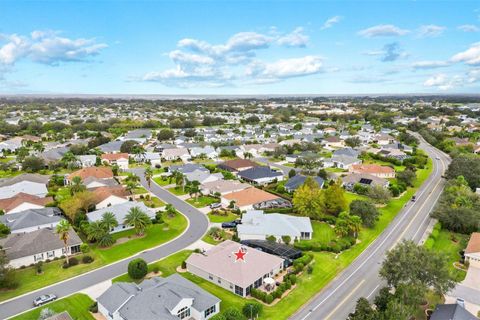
[69,257,79,266]
[36,261,43,274]
[307,265,313,274]
[80,243,90,254]
[89,302,98,313]
[294,242,312,251]
[181,261,187,269]
[128,258,148,279]
[82,255,94,264]
[265,294,274,304]
[424,238,435,250]
[223,307,246,320]
[288,274,297,285]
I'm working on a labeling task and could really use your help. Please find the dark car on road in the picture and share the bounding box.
[33,294,57,307]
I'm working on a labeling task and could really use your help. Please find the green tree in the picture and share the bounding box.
[446,154,480,191]
[242,302,263,319]
[292,177,324,219]
[345,137,361,148]
[128,258,148,279]
[396,169,416,187]
[22,156,45,172]
[323,179,347,216]
[348,298,378,320]
[0,223,11,238]
[281,235,291,245]
[367,185,391,204]
[335,212,362,238]
[120,140,139,154]
[288,169,296,178]
[157,129,175,141]
[56,220,72,265]
[349,200,379,228]
[124,206,152,235]
[144,167,153,188]
[223,307,246,320]
[165,204,177,218]
[381,299,415,320]
[86,221,107,242]
[101,211,118,232]
[69,176,86,196]
[0,250,17,289]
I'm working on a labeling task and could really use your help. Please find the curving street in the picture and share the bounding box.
[0,168,209,319]
[290,134,450,320]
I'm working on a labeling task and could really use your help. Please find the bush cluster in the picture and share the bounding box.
[294,237,355,253]
[62,257,79,269]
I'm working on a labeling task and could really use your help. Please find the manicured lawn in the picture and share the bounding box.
[0,214,188,302]
[207,211,239,223]
[141,196,165,208]
[132,186,148,194]
[91,213,187,263]
[186,195,218,208]
[11,293,95,320]
[325,167,347,173]
[113,250,192,283]
[202,234,222,245]
[344,191,369,205]
[167,186,188,196]
[309,221,336,244]
[429,228,468,282]
[153,176,172,186]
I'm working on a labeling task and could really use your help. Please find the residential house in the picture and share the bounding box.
[78,155,97,167]
[38,146,69,164]
[322,136,344,149]
[333,147,360,159]
[87,202,155,233]
[465,233,480,268]
[237,166,284,185]
[101,153,129,170]
[133,152,161,167]
[221,187,290,211]
[350,164,396,178]
[169,163,209,175]
[189,146,218,159]
[0,193,54,214]
[201,180,250,196]
[237,210,313,242]
[0,174,50,200]
[162,147,190,162]
[324,155,362,169]
[93,186,130,209]
[374,133,395,145]
[430,302,477,320]
[342,173,389,191]
[83,177,119,190]
[0,227,82,268]
[122,129,152,144]
[97,274,220,320]
[284,175,324,193]
[184,170,223,185]
[186,240,284,297]
[218,159,259,173]
[98,140,123,154]
[66,167,114,184]
[0,207,62,234]
[0,137,24,152]
[240,143,279,158]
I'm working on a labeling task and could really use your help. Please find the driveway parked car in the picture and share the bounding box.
[210,202,222,209]
[33,294,57,307]
[221,222,237,229]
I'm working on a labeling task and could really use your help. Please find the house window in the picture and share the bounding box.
[204,305,216,317]
[254,278,263,288]
[208,274,213,280]
[177,306,190,319]
[34,253,44,262]
[217,277,221,284]
[70,245,81,254]
[47,251,55,258]
[234,285,243,296]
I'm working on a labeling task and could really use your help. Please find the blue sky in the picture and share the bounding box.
[0,0,479,94]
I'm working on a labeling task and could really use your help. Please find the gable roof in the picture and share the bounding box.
[186,240,284,288]
[201,179,250,194]
[0,207,62,232]
[0,193,54,213]
[238,211,312,238]
[430,303,477,320]
[0,173,50,188]
[98,274,220,320]
[342,173,389,187]
[0,181,49,200]
[93,186,129,204]
[87,201,155,223]
[0,227,82,260]
[351,164,395,175]
[67,167,114,181]
[101,153,129,161]
[169,163,209,174]
[333,147,360,158]
[284,175,324,191]
[238,166,283,180]
[98,140,123,153]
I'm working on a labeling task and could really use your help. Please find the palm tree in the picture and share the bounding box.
[86,221,106,242]
[101,212,118,232]
[174,172,185,192]
[98,232,115,247]
[61,151,78,166]
[69,176,86,196]
[125,173,140,184]
[187,180,202,200]
[32,142,45,154]
[144,167,153,188]
[56,220,72,264]
[125,181,137,194]
[243,152,253,159]
[124,207,152,236]
[350,215,362,239]
[165,204,177,218]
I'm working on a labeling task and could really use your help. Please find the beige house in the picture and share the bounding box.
[465,233,480,268]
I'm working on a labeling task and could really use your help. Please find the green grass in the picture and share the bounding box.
[186,195,218,208]
[308,221,336,244]
[141,196,165,208]
[167,186,188,196]
[153,176,172,186]
[113,250,192,283]
[344,191,369,204]
[207,211,239,223]
[429,228,468,282]
[0,214,188,302]
[51,186,72,202]
[91,213,187,263]
[132,186,148,194]
[11,293,94,320]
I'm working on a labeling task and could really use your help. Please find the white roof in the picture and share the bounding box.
[87,201,156,223]
[237,210,312,238]
[0,181,48,200]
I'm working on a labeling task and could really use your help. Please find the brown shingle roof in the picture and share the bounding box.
[93,186,129,203]
[101,153,129,161]
[223,187,280,207]
[0,193,53,213]
[219,159,259,171]
[67,167,113,181]
[465,233,480,254]
[351,164,395,175]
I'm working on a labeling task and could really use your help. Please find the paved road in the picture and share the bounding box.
[290,134,450,320]
[0,168,209,319]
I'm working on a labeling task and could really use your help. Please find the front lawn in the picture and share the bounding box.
[186,195,218,208]
[207,211,239,223]
[153,176,172,186]
[167,186,188,196]
[11,293,94,320]
[132,186,148,195]
[140,196,165,208]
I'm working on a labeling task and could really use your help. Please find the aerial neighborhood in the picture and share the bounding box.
[0,97,478,320]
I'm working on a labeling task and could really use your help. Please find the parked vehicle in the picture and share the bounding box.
[221,222,237,229]
[33,294,57,307]
[411,195,416,202]
[209,202,222,209]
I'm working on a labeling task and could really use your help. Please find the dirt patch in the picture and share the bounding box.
[176,267,187,273]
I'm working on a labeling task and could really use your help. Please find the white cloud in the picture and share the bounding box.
[0,30,107,66]
[451,42,480,65]
[423,73,463,90]
[358,24,409,38]
[411,60,450,70]
[417,25,446,38]
[168,50,214,65]
[277,27,309,47]
[246,55,323,80]
[321,16,342,30]
[457,24,480,32]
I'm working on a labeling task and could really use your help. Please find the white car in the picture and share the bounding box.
[33,294,57,307]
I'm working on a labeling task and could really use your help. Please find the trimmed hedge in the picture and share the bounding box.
[294,237,355,253]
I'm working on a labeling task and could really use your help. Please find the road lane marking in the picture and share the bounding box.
[324,280,366,320]
[367,284,380,299]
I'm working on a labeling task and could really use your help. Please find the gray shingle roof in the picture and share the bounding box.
[0,227,82,260]
[0,174,50,188]
[333,147,360,158]
[98,140,123,153]
[238,166,283,180]
[98,274,220,320]
[0,207,62,232]
[284,175,324,191]
[430,304,477,320]
[87,201,155,224]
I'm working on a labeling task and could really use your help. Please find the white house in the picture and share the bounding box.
[97,274,221,320]
[87,202,155,233]
[78,155,97,167]
[0,207,62,234]
[237,210,313,242]
[189,146,218,159]
[101,153,129,170]
[162,148,190,162]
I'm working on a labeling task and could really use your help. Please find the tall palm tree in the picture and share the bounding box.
[125,173,140,184]
[86,221,106,242]
[350,215,362,239]
[125,181,137,194]
[144,167,153,188]
[56,220,72,264]
[124,207,152,236]
[69,176,86,196]
[187,180,202,200]
[101,212,118,232]
[165,204,177,218]
[61,151,78,166]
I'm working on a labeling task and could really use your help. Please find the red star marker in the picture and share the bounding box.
[233,247,247,262]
